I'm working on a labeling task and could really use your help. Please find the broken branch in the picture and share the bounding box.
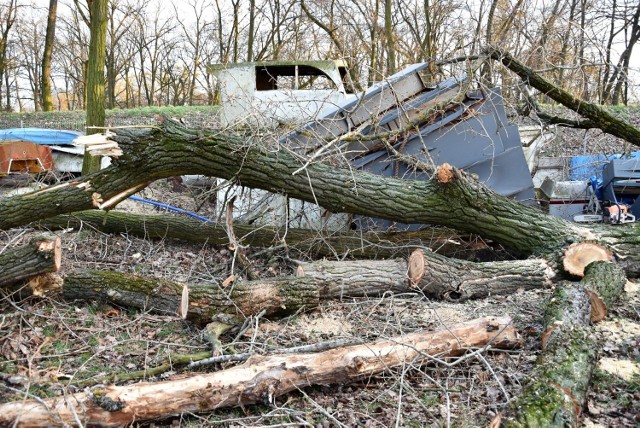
[0,316,519,427]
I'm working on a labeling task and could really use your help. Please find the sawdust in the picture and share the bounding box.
[596,318,640,340]
[298,313,353,337]
[597,357,640,381]
[582,417,607,428]
[624,280,639,294]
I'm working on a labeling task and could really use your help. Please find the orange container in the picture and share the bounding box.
[0,140,55,176]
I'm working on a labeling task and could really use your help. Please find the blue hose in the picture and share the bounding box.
[128,195,213,223]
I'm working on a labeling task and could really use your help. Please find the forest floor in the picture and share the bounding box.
[1,178,639,427]
[1,109,640,426]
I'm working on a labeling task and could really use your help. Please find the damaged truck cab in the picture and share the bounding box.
[209,60,354,128]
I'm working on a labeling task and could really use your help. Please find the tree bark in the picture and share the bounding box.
[38,210,484,260]
[0,233,61,290]
[0,121,582,251]
[63,270,319,326]
[83,0,107,174]
[0,316,519,428]
[41,0,57,112]
[299,249,555,301]
[0,121,637,274]
[501,262,626,427]
[63,247,555,325]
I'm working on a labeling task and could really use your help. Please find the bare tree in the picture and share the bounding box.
[41,0,57,111]
[0,0,18,110]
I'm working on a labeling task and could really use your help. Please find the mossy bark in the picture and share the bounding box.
[38,210,478,259]
[0,233,61,289]
[63,270,319,326]
[502,262,627,427]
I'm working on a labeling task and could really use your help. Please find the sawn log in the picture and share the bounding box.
[0,233,61,293]
[64,249,555,325]
[501,261,627,427]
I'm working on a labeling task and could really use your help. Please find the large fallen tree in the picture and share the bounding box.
[0,316,519,427]
[1,120,639,277]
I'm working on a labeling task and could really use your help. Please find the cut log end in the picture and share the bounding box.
[562,242,612,277]
[179,285,189,319]
[37,236,62,271]
[407,249,425,287]
[436,163,455,183]
[586,290,607,322]
[27,273,63,297]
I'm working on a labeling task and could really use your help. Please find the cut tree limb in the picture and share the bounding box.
[501,262,626,427]
[299,248,555,301]
[0,316,520,428]
[63,270,319,326]
[59,252,555,341]
[64,249,556,325]
[37,210,481,259]
[0,233,61,293]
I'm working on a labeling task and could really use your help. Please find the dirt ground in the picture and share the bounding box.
[1,172,639,427]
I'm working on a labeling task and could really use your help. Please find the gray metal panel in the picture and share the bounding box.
[277,64,536,231]
[282,63,433,150]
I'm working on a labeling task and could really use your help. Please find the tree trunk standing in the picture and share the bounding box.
[105,1,116,110]
[41,0,57,112]
[384,0,395,75]
[0,317,519,428]
[247,0,255,62]
[368,0,380,86]
[611,3,640,105]
[83,0,108,174]
[0,0,18,110]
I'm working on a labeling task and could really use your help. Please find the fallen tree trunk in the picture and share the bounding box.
[64,248,555,325]
[0,316,520,427]
[63,270,319,326]
[0,233,61,291]
[299,249,555,301]
[0,121,584,253]
[1,121,638,273]
[501,261,626,427]
[485,47,640,146]
[38,210,479,259]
